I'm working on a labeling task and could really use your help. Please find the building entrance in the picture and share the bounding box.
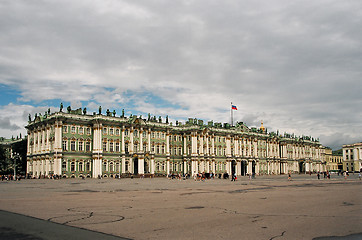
[299,161,305,173]
[231,160,236,175]
[133,157,138,175]
[240,161,247,176]
[252,161,256,174]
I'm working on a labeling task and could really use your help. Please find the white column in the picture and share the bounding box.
[226,136,231,157]
[150,157,155,174]
[191,132,197,155]
[138,156,144,174]
[139,128,143,153]
[92,123,102,178]
[129,128,134,154]
[211,136,215,156]
[166,131,170,156]
[235,138,239,157]
[54,121,62,175]
[121,128,125,154]
[206,135,209,156]
[166,160,170,174]
[148,129,151,152]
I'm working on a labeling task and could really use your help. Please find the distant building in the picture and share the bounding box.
[342,142,362,172]
[26,107,326,178]
[0,137,27,175]
[325,148,343,172]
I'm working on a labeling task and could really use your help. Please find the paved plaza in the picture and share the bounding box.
[0,174,361,240]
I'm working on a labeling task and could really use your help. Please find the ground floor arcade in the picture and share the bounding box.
[27,154,326,178]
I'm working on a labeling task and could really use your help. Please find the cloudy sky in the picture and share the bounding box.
[0,0,361,149]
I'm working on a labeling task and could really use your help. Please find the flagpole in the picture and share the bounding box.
[231,102,233,126]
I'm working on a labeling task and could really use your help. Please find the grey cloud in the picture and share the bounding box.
[0,0,361,149]
[0,117,21,131]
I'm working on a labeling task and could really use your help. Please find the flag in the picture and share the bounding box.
[232,105,237,110]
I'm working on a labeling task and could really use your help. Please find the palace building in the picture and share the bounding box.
[26,106,326,178]
[342,142,362,172]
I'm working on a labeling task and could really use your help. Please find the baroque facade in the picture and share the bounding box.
[325,148,343,172]
[342,142,362,172]
[26,108,326,178]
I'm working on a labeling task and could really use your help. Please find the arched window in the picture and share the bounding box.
[109,162,114,172]
[103,161,107,172]
[62,161,67,171]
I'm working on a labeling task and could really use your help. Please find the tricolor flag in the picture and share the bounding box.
[232,105,237,110]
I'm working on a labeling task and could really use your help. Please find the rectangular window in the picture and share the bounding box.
[110,142,114,152]
[71,162,75,171]
[86,128,91,135]
[79,127,84,134]
[71,126,76,134]
[71,141,76,151]
[63,126,67,133]
[179,147,182,155]
[86,142,91,151]
[62,140,67,151]
[103,127,107,135]
[79,141,83,151]
[125,129,129,136]
[115,142,120,152]
[79,162,83,171]
[86,162,90,171]
[110,128,114,135]
[62,161,67,171]
[103,142,107,151]
[116,129,120,135]
[143,144,147,152]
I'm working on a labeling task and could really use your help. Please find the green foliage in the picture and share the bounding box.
[0,139,27,175]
